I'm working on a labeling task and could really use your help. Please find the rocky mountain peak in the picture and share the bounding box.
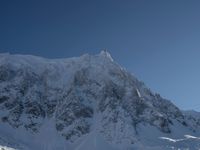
[99,49,114,62]
[0,52,200,150]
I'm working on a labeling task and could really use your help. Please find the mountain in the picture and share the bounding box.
[0,51,200,150]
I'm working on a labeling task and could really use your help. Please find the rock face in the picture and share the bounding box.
[0,51,200,150]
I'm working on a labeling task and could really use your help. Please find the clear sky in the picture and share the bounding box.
[0,0,200,111]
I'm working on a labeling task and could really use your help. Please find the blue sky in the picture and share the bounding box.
[1,0,200,111]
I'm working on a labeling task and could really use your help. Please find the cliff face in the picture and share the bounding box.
[0,51,200,150]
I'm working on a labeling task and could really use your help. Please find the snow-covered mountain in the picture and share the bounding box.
[0,51,200,150]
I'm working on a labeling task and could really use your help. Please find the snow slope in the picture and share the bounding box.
[0,51,200,150]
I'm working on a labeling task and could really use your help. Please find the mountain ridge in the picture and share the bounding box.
[0,51,200,150]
